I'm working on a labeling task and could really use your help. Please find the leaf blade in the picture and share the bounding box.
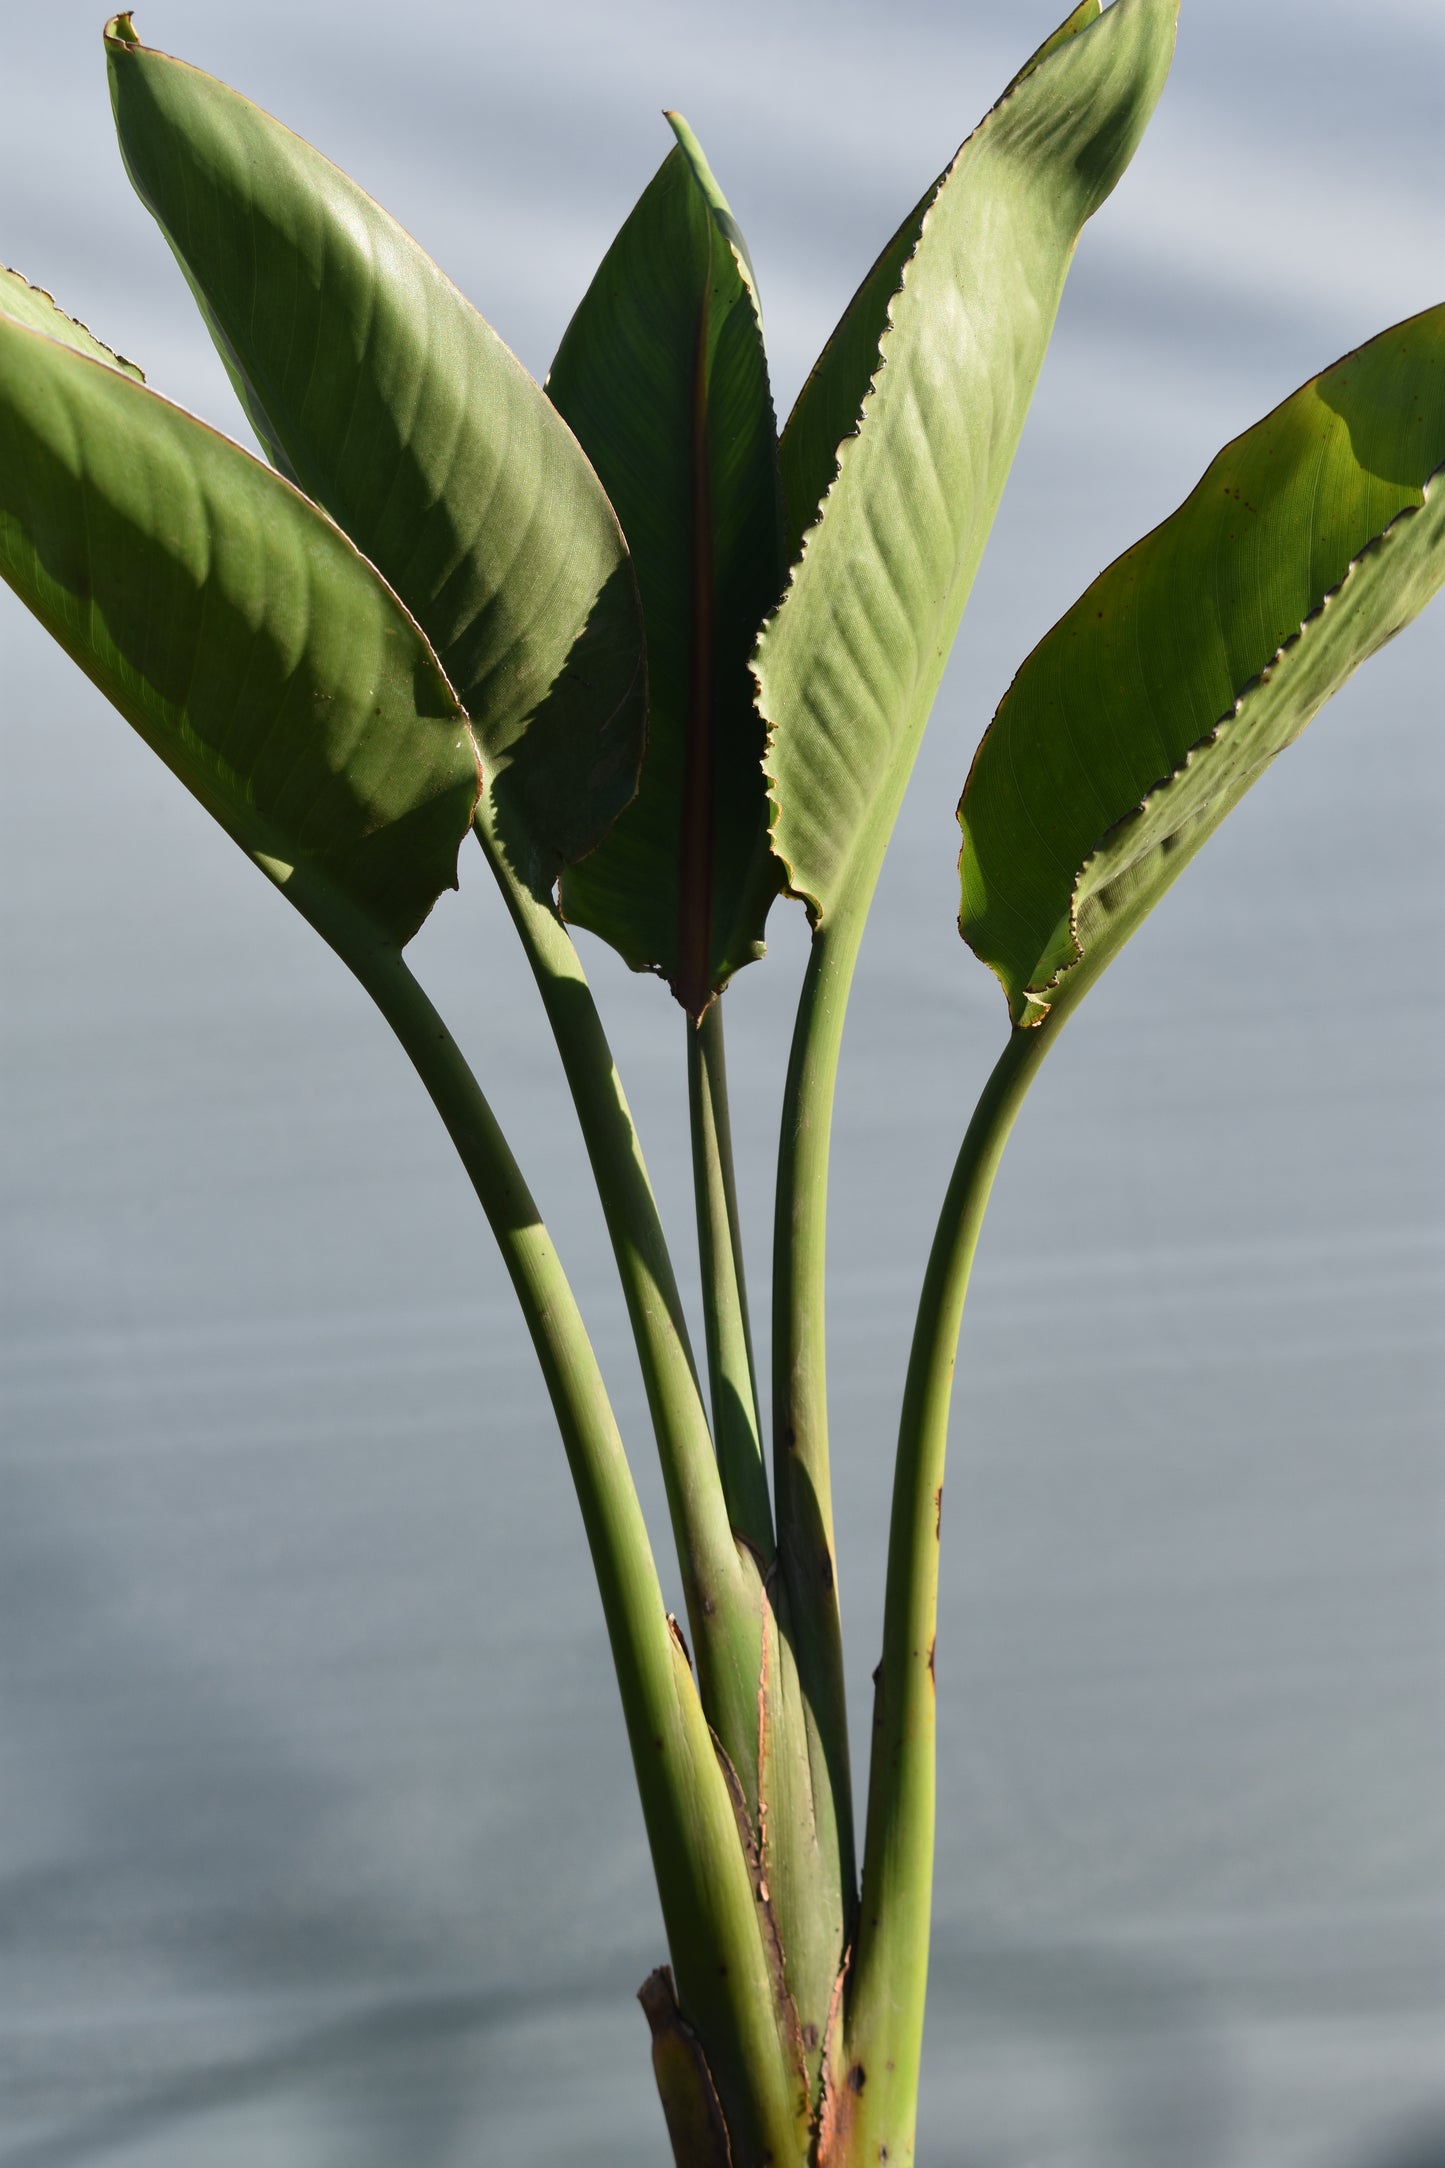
[958,305,1445,1022]
[0,314,478,948]
[756,0,1178,932]
[105,16,643,895]
[547,118,785,1011]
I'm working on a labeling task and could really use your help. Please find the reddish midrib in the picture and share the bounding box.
[676,271,715,1020]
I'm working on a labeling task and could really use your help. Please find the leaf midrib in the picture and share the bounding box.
[677,262,716,1018]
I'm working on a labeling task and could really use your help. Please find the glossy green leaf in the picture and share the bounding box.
[0,265,144,380]
[547,116,785,1014]
[0,313,479,947]
[106,14,644,897]
[756,0,1177,932]
[960,306,1445,1024]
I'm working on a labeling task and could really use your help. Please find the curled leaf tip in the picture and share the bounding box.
[105,12,141,45]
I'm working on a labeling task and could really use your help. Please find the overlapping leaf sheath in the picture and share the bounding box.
[548,116,785,1015]
[757,0,1178,929]
[0,302,478,948]
[105,12,643,898]
[959,305,1445,1023]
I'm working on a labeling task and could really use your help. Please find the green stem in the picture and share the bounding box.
[841,1018,1055,2157]
[481,823,766,1811]
[770,899,869,1930]
[687,999,772,1559]
[303,886,802,2165]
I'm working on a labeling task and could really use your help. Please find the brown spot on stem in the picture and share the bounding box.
[934,1485,943,1540]
[926,1637,936,1686]
[847,2064,866,2095]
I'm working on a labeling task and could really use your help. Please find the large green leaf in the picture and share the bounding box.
[547,116,785,1015]
[105,12,644,897]
[0,265,144,380]
[959,306,1445,1024]
[755,0,1177,930]
[0,312,478,947]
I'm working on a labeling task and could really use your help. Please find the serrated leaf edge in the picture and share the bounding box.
[1,264,144,380]
[971,467,1443,1026]
[752,1,1115,928]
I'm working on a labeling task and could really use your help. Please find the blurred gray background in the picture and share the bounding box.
[2,2,1442,2163]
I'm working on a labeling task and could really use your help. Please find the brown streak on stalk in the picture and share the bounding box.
[710,1727,763,1883]
[757,1571,774,1839]
[811,1945,852,2156]
[753,1574,810,2105]
[676,263,716,1019]
[815,2041,865,2165]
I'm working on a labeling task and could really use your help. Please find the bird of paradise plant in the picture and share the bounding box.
[2,3,1440,2159]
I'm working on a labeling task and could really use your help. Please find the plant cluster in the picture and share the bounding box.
[2,3,1440,2161]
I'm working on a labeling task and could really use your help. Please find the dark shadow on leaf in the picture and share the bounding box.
[1315,310,1444,491]
[486,558,647,902]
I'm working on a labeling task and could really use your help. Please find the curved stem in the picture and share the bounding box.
[481,824,766,1809]
[300,881,802,2165]
[841,1018,1055,2157]
[688,999,772,1558]
[770,899,868,1924]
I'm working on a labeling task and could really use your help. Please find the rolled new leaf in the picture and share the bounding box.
[105,13,644,897]
[756,0,1178,932]
[0,312,479,948]
[547,116,785,1015]
[959,305,1445,1024]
